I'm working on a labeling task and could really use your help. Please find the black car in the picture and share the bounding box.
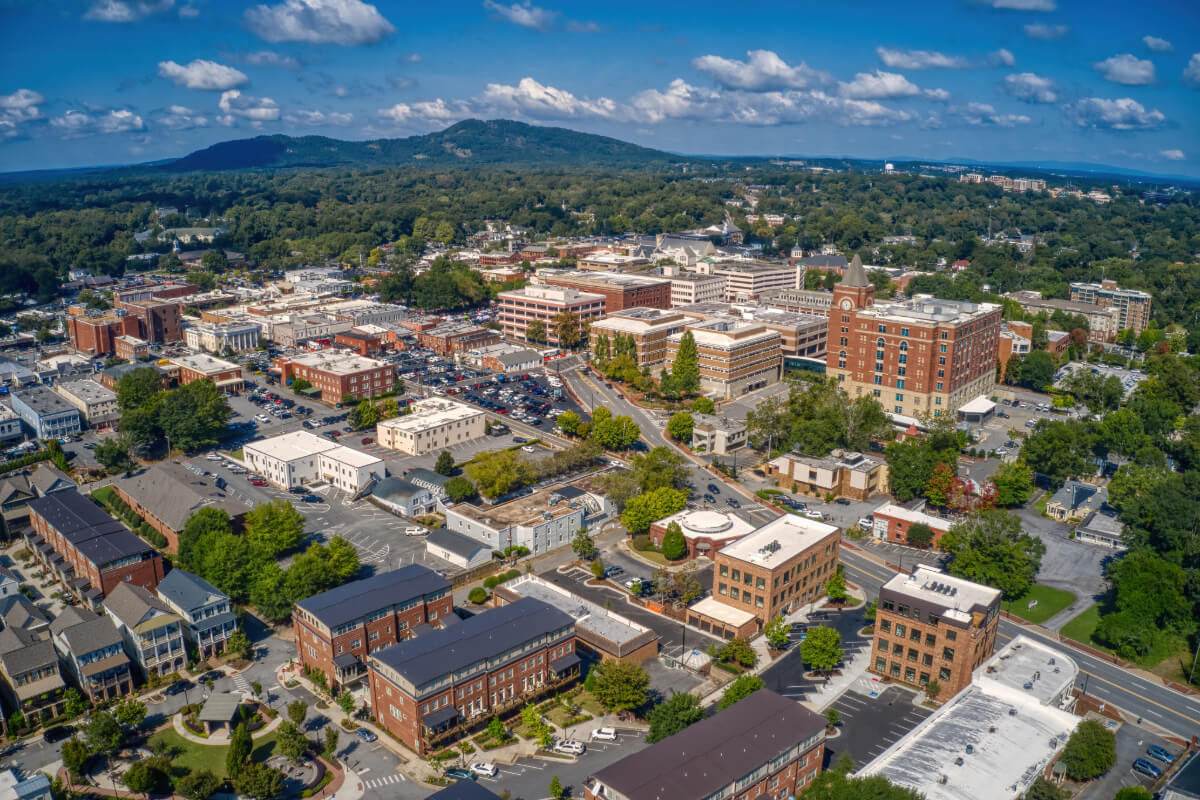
[835,498,852,506]
[43,725,74,744]
[165,680,193,696]
[289,486,308,495]
[727,497,741,508]
[703,493,716,503]
[707,483,721,494]
[198,671,223,684]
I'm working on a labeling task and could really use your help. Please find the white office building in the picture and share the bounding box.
[243,430,383,493]
[376,398,486,456]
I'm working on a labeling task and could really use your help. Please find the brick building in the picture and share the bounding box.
[113,462,250,551]
[664,318,782,400]
[114,298,183,344]
[870,564,1001,702]
[417,322,501,356]
[767,449,888,501]
[867,503,953,548]
[333,328,384,356]
[1069,280,1152,335]
[293,567,452,692]
[67,312,141,357]
[647,509,757,560]
[169,354,243,393]
[497,285,605,346]
[588,308,689,370]
[367,597,580,754]
[585,690,825,800]
[25,490,165,611]
[274,350,395,403]
[537,270,671,311]
[1004,291,1120,343]
[828,255,1001,419]
[114,335,148,361]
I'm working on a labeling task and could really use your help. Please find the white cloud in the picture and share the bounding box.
[480,77,618,119]
[952,102,1031,127]
[158,105,208,130]
[403,53,423,63]
[1065,97,1165,130]
[158,59,248,91]
[876,47,968,70]
[50,109,145,138]
[1184,54,1200,88]
[1160,149,1185,161]
[838,70,920,100]
[285,109,353,125]
[1023,23,1068,40]
[923,88,951,101]
[245,50,302,70]
[565,20,602,33]
[993,48,1015,67]
[482,1,556,31]
[245,0,395,46]
[990,0,1055,9]
[692,49,830,90]
[1093,54,1156,85]
[378,98,472,126]
[1142,36,1172,53]
[1001,72,1057,103]
[0,89,45,123]
[218,90,280,121]
[84,0,173,22]
[178,4,198,17]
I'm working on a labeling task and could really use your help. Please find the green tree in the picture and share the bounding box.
[924,462,956,507]
[63,687,89,718]
[487,716,507,742]
[61,737,90,778]
[645,691,706,743]
[244,499,305,555]
[287,699,308,727]
[84,711,123,754]
[123,760,166,798]
[660,521,687,560]
[228,627,254,660]
[717,674,765,710]
[825,570,848,603]
[117,366,164,411]
[201,249,230,273]
[557,409,580,435]
[186,269,216,291]
[324,726,339,758]
[1023,776,1067,800]
[526,319,547,344]
[666,412,694,443]
[468,586,488,604]
[590,558,605,579]
[93,436,136,475]
[552,309,582,348]
[693,397,715,414]
[763,614,789,649]
[177,770,222,800]
[113,698,147,727]
[571,528,596,559]
[434,450,456,476]
[179,507,233,570]
[1017,350,1056,390]
[1059,719,1116,781]
[549,776,565,799]
[234,762,286,800]
[349,400,379,429]
[158,379,232,452]
[1112,788,1154,800]
[465,449,537,498]
[1098,408,1148,457]
[717,638,757,668]
[925,678,941,699]
[591,661,650,713]
[620,487,688,534]
[226,721,252,778]
[825,708,841,729]
[905,522,935,548]
[277,721,310,764]
[991,461,1035,507]
[939,510,1046,599]
[444,476,477,502]
[592,414,640,449]
[800,626,843,674]
[672,330,699,394]
[800,772,924,800]
[1021,419,1096,487]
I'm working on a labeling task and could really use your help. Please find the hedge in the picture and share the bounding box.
[0,449,52,475]
[92,487,167,550]
[482,569,521,590]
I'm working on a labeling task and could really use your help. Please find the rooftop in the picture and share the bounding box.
[115,461,250,532]
[13,385,78,417]
[284,349,389,375]
[859,295,1001,326]
[156,569,228,612]
[872,502,952,532]
[426,527,491,560]
[688,595,757,627]
[881,564,1002,625]
[770,448,883,474]
[717,513,839,567]
[294,565,449,630]
[538,269,667,288]
[668,318,780,349]
[500,575,653,647]
[377,398,484,434]
[450,483,582,528]
[654,508,756,542]
[498,285,605,305]
[322,444,384,469]
[712,261,797,275]
[590,308,689,335]
[28,490,152,567]
[245,430,339,462]
[691,412,746,434]
[170,353,241,375]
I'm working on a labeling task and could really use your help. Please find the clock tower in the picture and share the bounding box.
[827,253,875,383]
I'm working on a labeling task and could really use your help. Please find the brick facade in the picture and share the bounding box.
[67,313,141,357]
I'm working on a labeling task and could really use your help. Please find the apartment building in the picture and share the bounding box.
[49,606,133,702]
[54,379,119,429]
[113,335,148,361]
[243,430,383,493]
[293,567,453,692]
[675,302,828,359]
[585,690,825,800]
[537,270,671,311]
[1069,280,1153,335]
[274,350,395,402]
[169,354,244,393]
[367,597,580,754]
[870,564,1001,702]
[26,490,165,610]
[709,514,840,630]
[11,385,82,440]
[103,582,187,679]
[588,308,690,369]
[496,285,606,346]
[67,311,141,356]
[417,322,500,356]
[829,255,1001,419]
[669,273,726,307]
[768,449,888,501]
[712,262,802,301]
[868,503,953,548]
[113,462,250,551]
[760,287,835,317]
[155,569,238,659]
[664,318,782,400]
[183,321,260,353]
[576,253,652,272]
[376,398,486,456]
[114,298,183,344]
[997,321,1069,379]
[1005,291,1120,343]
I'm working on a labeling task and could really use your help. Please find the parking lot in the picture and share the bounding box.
[821,686,933,769]
[1076,718,1179,799]
[472,726,649,800]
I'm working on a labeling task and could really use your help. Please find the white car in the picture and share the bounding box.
[591,727,617,742]
[521,445,536,453]
[803,510,824,520]
[205,453,222,461]
[404,527,427,536]
[470,763,498,778]
[553,739,585,755]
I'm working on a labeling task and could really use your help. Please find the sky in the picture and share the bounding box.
[1,0,1199,176]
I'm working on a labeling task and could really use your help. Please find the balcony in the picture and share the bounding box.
[420,670,576,752]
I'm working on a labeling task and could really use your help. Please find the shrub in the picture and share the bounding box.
[468,587,488,604]
[632,534,652,551]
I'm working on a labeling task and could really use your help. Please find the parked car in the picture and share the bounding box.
[404,527,427,536]
[1132,758,1161,779]
[591,727,617,742]
[707,483,721,494]
[301,494,321,503]
[205,452,222,461]
[470,763,499,778]
[512,437,526,444]
[521,445,536,453]
[834,497,852,506]
[43,725,74,744]
[361,437,373,445]
[604,565,624,578]
[703,493,716,503]
[355,728,377,743]
[165,680,193,696]
[444,768,475,781]
[250,479,268,487]
[553,740,585,755]
[1147,745,1175,763]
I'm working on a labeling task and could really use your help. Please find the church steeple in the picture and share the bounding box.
[832,253,874,312]
[843,253,869,288]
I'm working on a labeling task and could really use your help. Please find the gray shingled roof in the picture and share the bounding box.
[103,581,172,627]
[0,626,57,675]
[294,565,449,630]
[52,608,124,657]
[427,528,490,561]
[0,594,50,632]
[115,462,250,533]
[156,569,227,613]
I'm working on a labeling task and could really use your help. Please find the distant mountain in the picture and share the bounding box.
[161,119,683,172]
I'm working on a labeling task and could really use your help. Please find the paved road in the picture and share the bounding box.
[839,548,1200,741]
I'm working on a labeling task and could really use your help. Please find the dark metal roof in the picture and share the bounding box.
[422,705,460,729]
[156,569,228,613]
[27,491,152,568]
[427,781,504,800]
[333,653,360,669]
[427,528,491,561]
[589,690,825,800]
[371,598,572,690]
[294,565,449,630]
[549,652,580,674]
[372,477,427,502]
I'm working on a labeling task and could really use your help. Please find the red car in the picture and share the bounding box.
[250,479,268,486]
[496,408,509,414]
[361,437,374,445]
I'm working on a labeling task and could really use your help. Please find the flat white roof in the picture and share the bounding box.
[245,430,338,462]
[689,595,758,627]
[503,575,652,645]
[377,398,483,434]
[959,396,997,415]
[718,513,838,566]
[170,354,241,374]
[287,349,388,375]
[882,564,1001,624]
[873,503,952,532]
[321,445,384,469]
[656,509,757,542]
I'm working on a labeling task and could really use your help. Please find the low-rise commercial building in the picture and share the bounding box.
[689,413,746,454]
[103,581,186,679]
[169,354,243,393]
[243,431,383,494]
[155,569,237,659]
[114,335,148,361]
[113,462,250,551]
[768,449,888,501]
[270,314,354,347]
[466,343,542,374]
[0,405,23,444]
[376,398,486,456]
[54,380,120,429]
[664,319,782,400]
[333,328,384,356]
[367,597,581,754]
[494,574,659,664]
[424,528,492,570]
[49,606,133,702]
[184,321,260,353]
[869,503,952,548]
[647,508,757,560]
[761,287,836,317]
[497,285,605,346]
[444,482,607,556]
[869,564,1002,702]
[274,350,394,403]
[588,308,690,369]
[417,322,500,356]
[585,690,825,800]
[11,385,82,439]
[537,270,670,311]
[576,253,652,273]
[293,567,453,692]
[371,477,436,518]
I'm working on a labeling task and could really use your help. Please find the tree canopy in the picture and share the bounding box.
[939,510,1046,599]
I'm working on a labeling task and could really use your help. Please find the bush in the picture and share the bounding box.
[632,534,652,551]
[468,587,488,604]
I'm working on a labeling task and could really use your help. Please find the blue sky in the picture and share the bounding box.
[2,0,1199,175]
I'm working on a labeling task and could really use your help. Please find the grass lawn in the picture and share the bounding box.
[148,728,278,780]
[1060,604,1103,647]
[574,691,604,717]
[1001,584,1076,624]
[229,448,244,460]
[1035,494,1049,517]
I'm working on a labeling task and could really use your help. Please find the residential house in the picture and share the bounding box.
[1045,480,1107,523]
[49,606,133,702]
[0,477,36,540]
[156,569,238,659]
[0,626,66,727]
[370,478,435,518]
[103,582,187,679]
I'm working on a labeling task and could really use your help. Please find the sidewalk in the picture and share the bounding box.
[170,702,284,744]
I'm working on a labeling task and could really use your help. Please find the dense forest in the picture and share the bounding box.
[0,165,1197,329]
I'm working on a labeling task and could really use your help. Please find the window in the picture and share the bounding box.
[892,643,904,656]
[719,565,728,577]
[939,667,952,681]
[890,662,901,677]
[945,629,957,641]
[925,633,936,647]
[731,569,740,582]
[879,620,891,633]
[910,628,921,642]
[894,624,906,638]
[756,577,766,590]
[718,583,727,596]
[876,350,885,361]
[907,648,918,662]
[875,657,887,671]
[928,613,940,626]
[922,653,933,667]
[874,375,883,385]
[878,326,887,333]
[877,638,889,651]
[900,328,909,337]
[943,647,955,661]
[905,667,916,682]
[940,344,947,353]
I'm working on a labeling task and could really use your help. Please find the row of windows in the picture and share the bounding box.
[874,657,951,686]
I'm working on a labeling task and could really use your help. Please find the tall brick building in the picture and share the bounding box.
[870,564,1001,702]
[67,312,142,357]
[114,297,183,344]
[274,350,395,403]
[1068,280,1153,336]
[827,255,1000,419]
[537,270,671,311]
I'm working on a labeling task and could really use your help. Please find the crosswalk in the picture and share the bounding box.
[363,773,406,789]
[230,672,251,694]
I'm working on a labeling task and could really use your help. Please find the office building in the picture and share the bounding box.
[444,481,609,556]
[114,335,148,361]
[293,567,452,692]
[675,302,828,360]
[689,413,747,455]
[761,287,836,317]
[537,270,671,311]
[184,321,261,353]
[867,503,953,548]
[712,262,802,301]
[49,606,133,702]
[664,319,782,400]
[66,311,141,357]
[376,398,486,456]
[1068,280,1153,335]
[585,690,825,800]
[588,308,690,370]
[647,508,757,560]
[1004,291,1120,343]
[113,462,250,551]
[243,430,384,493]
[54,380,120,429]
[114,297,183,344]
[417,322,500,356]
[169,354,243,393]
[870,564,1002,701]
[274,350,394,403]
[767,449,888,501]
[829,255,1001,419]
[10,385,82,440]
[155,569,237,659]
[576,253,652,272]
[496,285,605,346]
[670,273,726,307]
[103,582,187,679]
[367,597,580,754]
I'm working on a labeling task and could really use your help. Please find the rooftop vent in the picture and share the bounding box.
[954,757,964,766]
[965,745,974,755]
[1023,682,1034,690]
[1009,708,1018,716]
[938,776,948,785]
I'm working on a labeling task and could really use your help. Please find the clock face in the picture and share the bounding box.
[840,298,853,310]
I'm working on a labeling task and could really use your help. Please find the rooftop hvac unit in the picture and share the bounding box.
[965,745,974,755]
[954,757,964,766]
[938,776,948,785]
